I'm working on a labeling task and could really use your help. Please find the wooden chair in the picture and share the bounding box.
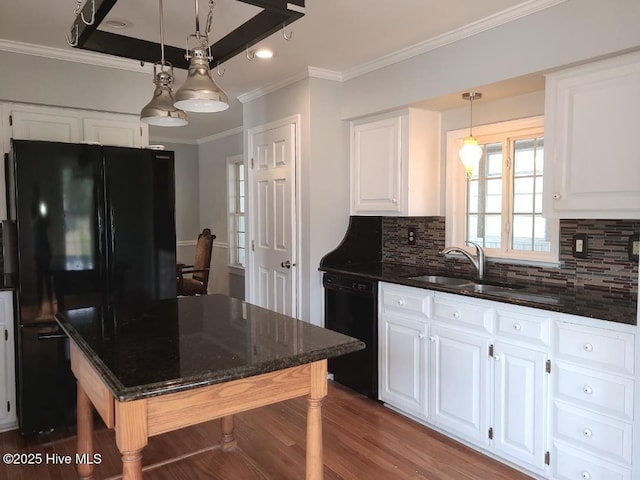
[176,229,215,296]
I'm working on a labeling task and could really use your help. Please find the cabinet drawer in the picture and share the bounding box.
[552,401,633,464]
[555,362,634,420]
[555,322,634,375]
[552,442,631,480]
[380,284,430,319]
[495,309,550,346]
[432,293,494,332]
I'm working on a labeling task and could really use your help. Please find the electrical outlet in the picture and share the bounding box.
[407,227,416,246]
[572,233,588,258]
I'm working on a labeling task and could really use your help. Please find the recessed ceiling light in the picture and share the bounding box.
[255,49,273,59]
[104,19,132,29]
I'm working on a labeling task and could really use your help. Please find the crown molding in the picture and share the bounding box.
[238,66,341,103]
[0,38,153,74]
[342,0,568,81]
[149,136,199,145]
[197,126,244,144]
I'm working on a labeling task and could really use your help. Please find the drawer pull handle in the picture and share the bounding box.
[582,385,593,395]
[581,471,591,480]
[583,343,593,352]
[583,428,593,438]
[513,323,522,331]
[452,311,460,319]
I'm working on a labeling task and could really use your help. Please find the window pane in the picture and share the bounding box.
[514,177,534,194]
[534,215,551,252]
[237,215,245,232]
[485,215,502,248]
[513,193,534,213]
[512,215,533,251]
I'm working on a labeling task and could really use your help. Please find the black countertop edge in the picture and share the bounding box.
[320,262,637,326]
[55,311,364,402]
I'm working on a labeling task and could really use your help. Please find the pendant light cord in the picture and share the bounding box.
[469,94,474,137]
[159,0,166,66]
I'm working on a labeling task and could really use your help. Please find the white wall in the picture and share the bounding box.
[199,131,243,295]
[0,50,149,114]
[159,141,200,264]
[340,0,640,121]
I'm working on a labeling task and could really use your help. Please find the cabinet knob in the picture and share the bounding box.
[397,299,405,306]
[494,354,500,361]
[392,198,398,204]
[429,336,436,342]
[583,343,593,352]
[513,323,522,331]
[418,333,425,340]
[583,428,593,438]
[452,311,460,319]
[553,193,561,200]
[581,472,591,480]
[583,385,593,395]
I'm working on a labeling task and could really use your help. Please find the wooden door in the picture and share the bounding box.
[248,120,297,316]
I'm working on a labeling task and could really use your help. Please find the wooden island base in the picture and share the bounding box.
[70,341,328,480]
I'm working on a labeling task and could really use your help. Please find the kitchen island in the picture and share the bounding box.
[54,294,364,480]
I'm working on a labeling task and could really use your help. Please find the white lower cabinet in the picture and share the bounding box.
[378,282,637,479]
[0,291,16,431]
[378,313,427,419]
[429,324,489,445]
[493,341,548,471]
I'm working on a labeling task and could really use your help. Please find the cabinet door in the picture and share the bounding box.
[379,313,427,418]
[0,291,16,429]
[429,324,490,444]
[351,116,402,214]
[11,110,81,142]
[492,341,547,471]
[544,52,640,218]
[83,117,147,147]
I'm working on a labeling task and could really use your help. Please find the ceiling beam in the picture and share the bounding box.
[68,0,305,69]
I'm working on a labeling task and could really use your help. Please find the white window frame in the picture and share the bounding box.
[445,115,559,265]
[226,154,246,269]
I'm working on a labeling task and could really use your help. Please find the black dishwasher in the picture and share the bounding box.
[323,273,377,399]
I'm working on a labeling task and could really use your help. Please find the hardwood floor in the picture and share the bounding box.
[0,382,532,479]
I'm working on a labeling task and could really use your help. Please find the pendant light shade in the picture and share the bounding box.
[459,92,482,178]
[140,0,188,127]
[174,48,229,112]
[141,70,189,126]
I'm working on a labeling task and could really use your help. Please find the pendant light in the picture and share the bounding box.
[174,0,229,113]
[459,92,483,178]
[140,0,188,126]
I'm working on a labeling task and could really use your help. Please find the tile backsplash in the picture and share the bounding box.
[382,217,639,293]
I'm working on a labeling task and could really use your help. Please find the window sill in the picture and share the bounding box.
[487,255,562,269]
[228,264,245,275]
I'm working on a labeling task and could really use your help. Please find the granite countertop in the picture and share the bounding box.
[320,262,637,326]
[54,294,364,402]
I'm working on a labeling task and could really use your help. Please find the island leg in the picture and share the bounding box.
[220,415,237,451]
[306,360,328,480]
[115,399,148,480]
[77,383,95,480]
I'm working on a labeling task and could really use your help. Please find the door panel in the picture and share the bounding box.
[250,122,296,315]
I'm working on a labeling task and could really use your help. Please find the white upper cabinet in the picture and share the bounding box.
[83,116,148,148]
[543,52,640,218]
[350,108,441,216]
[9,109,81,143]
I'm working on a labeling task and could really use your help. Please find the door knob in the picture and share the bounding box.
[281,260,295,269]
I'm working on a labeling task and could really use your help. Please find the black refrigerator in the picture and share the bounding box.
[5,139,177,435]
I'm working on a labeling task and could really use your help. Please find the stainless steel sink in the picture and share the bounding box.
[406,275,474,287]
[405,275,559,305]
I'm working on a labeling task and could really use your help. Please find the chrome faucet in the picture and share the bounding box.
[439,241,486,280]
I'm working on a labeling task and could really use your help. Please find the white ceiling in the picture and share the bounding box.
[0,0,549,140]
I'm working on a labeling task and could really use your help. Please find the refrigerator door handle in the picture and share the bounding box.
[37,331,68,340]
